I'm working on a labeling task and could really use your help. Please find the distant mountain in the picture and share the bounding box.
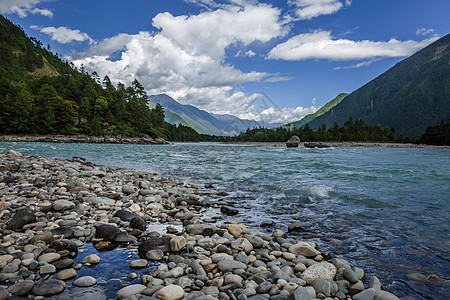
[289,93,348,129]
[305,34,450,138]
[148,94,262,135]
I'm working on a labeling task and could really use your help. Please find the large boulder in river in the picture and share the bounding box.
[286,136,300,148]
[7,208,36,231]
[95,224,120,241]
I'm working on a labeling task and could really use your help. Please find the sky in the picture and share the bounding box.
[1,0,448,125]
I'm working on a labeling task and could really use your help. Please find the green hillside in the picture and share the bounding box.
[306,34,450,137]
[289,93,348,129]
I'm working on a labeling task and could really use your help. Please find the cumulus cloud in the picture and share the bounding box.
[416,28,438,37]
[289,0,349,20]
[0,0,53,18]
[265,76,293,82]
[268,30,439,61]
[238,105,319,124]
[68,3,287,119]
[31,25,93,44]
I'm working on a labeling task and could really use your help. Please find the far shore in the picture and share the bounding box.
[0,134,448,149]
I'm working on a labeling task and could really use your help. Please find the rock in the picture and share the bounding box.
[369,276,382,290]
[40,264,56,275]
[174,210,195,220]
[162,267,184,279]
[197,237,217,249]
[122,185,137,194]
[304,142,330,149]
[221,205,239,215]
[170,236,186,252]
[217,259,247,272]
[116,284,147,300]
[7,149,22,156]
[224,274,243,284]
[349,280,365,295]
[8,280,34,296]
[53,200,75,211]
[114,231,137,243]
[73,276,97,287]
[231,238,253,253]
[32,279,66,297]
[226,223,247,235]
[7,208,36,231]
[92,197,115,206]
[95,224,120,241]
[114,210,139,221]
[343,267,359,283]
[353,288,376,300]
[186,224,215,236]
[301,262,337,284]
[2,262,19,273]
[286,136,300,148]
[288,286,313,300]
[130,216,147,231]
[56,268,77,280]
[50,239,78,254]
[374,290,400,300]
[288,222,305,233]
[38,253,61,263]
[289,242,320,257]
[138,237,171,253]
[51,226,75,238]
[81,254,101,265]
[31,232,54,244]
[310,279,338,296]
[53,258,74,270]
[260,220,275,227]
[158,284,184,300]
[146,249,164,260]
[0,288,8,300]
[130,259,148,268]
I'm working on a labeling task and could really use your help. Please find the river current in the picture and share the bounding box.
[0,142,449,299]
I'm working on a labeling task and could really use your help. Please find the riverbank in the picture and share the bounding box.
[225,141,450,149]
[0,150,400,299]
[0,134,168,145]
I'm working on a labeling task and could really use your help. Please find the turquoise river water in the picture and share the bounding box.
[0,142,449,299]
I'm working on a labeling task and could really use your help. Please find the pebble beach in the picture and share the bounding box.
[0,150,401,300]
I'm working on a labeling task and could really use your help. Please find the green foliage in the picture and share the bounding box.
[418,120,450,145]
[231,117,402,143]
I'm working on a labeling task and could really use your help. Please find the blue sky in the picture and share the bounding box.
[1,0,448,124]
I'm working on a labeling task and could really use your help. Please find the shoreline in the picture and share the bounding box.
[0,150,401,299]
[223,141,450,149]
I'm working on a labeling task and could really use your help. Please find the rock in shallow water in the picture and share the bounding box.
[116,284,146,300]
[95,224,120,241]
[72,276,97,287]
[32,279,66,297]
[81,254,101,265]
[8,280,34,296]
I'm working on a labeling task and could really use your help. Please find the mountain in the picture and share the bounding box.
[289,93,348,129]
[149,94,261,135]
[305,34,450,138]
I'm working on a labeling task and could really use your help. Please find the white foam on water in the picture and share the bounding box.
[307,184,332,198]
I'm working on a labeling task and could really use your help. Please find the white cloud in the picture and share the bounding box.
[268,30,439,61]
[416,28,437,37]
[334,59,380,70]
[68,3,287,118]
[288,0,348,20]
[238,105,320,124]
[265,76,293,82]
[31,25,93,44]
[244,50,256,57]
[0,0,52,18]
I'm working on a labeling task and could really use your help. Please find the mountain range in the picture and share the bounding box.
[303,34,450,138]
[148,94,264,136]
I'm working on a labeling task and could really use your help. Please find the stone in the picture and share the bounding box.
[369,276,382,290]
[8,280,34,296]
[7,149,22,156]
[38,253,61,263]
[7,208,36,231]
[353,288,376,300]
[288,286,312,300]
[186,224,215,236]
[40,264,56,275]
[224,274,243,284]
[286,136,300,148]
[304,142,330,149]
[130,259,148,268]
[244,235,265,248]
[139,237,171,253]
[231,238,253,253]
[31,232,55,244]
[81,254,101,265]
[53,258,74,270]
[51,226,75,238]
[289,242,320,257]
[301,262,337,284]
[158,284,184,300]
[73,276,97,287]
[226,223,247,235]
[50,239,78,254]
[162,267,184,279]
[343,267,359,283]
[122,185,137,194]
[116,284,147,300]
[95,224,120,241]
[53,200,75,211]
[92,197,115,206]
[310,279,338,296]
[114,210,139,221]
[2,262,19,273]
[217,259,247,272]
[170,236,186,252]
[146,249,164,260]
[374,290,400,300]
[32,279,66,297]
[221,205,239,215]
[349,280,365,295]
[130,216,147,231]
[288,222,305,233]
[0,288,8,300]
[56,268,77,280]
[114,231,137,243]
[197,237,217,249]
[260,220,275,227]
